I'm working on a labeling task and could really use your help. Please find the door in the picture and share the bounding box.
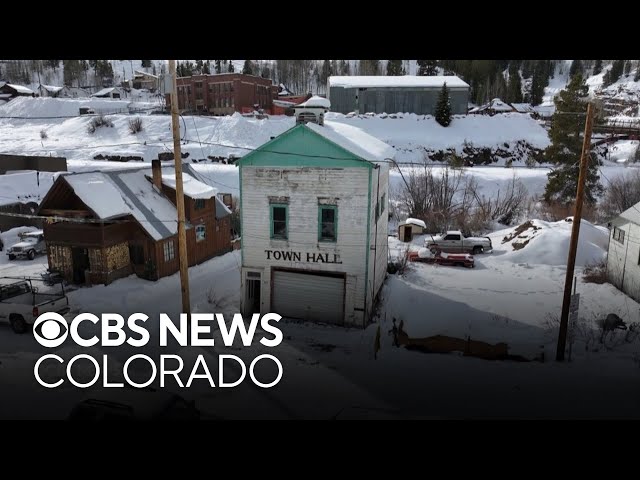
[442,233,462,252]
[72,247,90,284]
[244,271,261,315]
[272,270,345,324]
[403,225,413,242]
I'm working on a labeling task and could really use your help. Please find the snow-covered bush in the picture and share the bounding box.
[128,117,143,134]
[87,115,113,134]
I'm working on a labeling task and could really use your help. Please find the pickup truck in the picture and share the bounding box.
[0,279,69,334]
[424,230,493,255]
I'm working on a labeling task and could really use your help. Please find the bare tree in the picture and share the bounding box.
[601,170,640,219]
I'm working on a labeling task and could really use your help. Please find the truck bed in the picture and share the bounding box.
[0,291,65,306]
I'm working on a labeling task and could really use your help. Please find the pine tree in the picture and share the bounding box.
[242,60,253,75]
[593,59,602,75]
[624,60,632,76]
[544,74,602,204]
[339,59,350,75]
[320,60,332,87]
[386,60,403,76]
[506,64,523,103]
[417,60,438,76]
[610,60,625,83]
[227,60,235,73]
[529,66,546,106]
[202,61,210,74]
[635,63,640,82]
[521,60,533,79]
[141,60,152,68]
[569,59,583,78]
[195,60,203,74]
[215,60,222,74]
[435,82,452,127]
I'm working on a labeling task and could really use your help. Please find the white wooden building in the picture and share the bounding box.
[607,203,640,301]
[238,105,393,327]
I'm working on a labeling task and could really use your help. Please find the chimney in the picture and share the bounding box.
[152,159,162,190]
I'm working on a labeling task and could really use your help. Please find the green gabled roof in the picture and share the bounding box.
[238,123,374,169]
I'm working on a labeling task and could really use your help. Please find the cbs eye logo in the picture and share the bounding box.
[33,313,68,348]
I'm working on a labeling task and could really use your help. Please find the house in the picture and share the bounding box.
[468,98,516,115]
[238,100,393,327]
[0,83,35,99]
[36,161,232,285]
[398,218,426,242]
[132,70,159,91]
[37,84,89,98]
[327,75,470,115]
[607,204,640,301]
[165,73,280,115]
[92,86,127,99]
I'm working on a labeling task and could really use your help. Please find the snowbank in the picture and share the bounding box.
[496,219,609,266]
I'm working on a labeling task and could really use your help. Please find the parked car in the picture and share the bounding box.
[424,230,493,255]
[6,230,46,260]
[67,388,203,421]
[0,278,69,334]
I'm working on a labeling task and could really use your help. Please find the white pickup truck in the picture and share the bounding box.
[424,230,493,255]
[0,279,70,334]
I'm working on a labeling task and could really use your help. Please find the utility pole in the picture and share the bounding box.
[169,59,191,315]
[556,102,594,361]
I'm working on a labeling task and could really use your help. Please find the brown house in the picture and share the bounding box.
[165,73,279,115]
[37,161,232,285]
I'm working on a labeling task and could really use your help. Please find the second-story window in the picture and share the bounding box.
[318,205,338,242]
[194,199,205,210]
[270,204,288,240]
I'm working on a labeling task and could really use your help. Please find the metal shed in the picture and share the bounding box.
[328,75,470,115]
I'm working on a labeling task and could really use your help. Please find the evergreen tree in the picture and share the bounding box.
[624,60,632,76]
[521,59,533,79]
[593,59,602,75]
[227,60,235,73]
[202,61,210,74]
[529,65,546,106]
[635,63,640,82]
[417,60,438,76]
[610,60,625,83]
[141,60,152,68]
[339,59,350,75]
[435,82,452,127]
[215,60,222,74]
[544,74,602,204]
[386,60,403,76]
[506,64,523,103]
[320,60,332,86]
[195,59,204,74]
[242,60,253,75]
[569,59,583,78]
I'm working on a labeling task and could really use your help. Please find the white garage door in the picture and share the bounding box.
[272,270,345,324]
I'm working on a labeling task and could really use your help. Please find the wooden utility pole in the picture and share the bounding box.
[169,59,191,315]
[556,102,594,361]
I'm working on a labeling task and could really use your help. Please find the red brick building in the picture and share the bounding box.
[165,73,280,115]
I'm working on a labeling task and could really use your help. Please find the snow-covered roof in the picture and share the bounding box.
[92,87,119,97]
[59,164,227,241]
[134,70,158,79]
[273,99,297,108]
[305,121,395,163]
[4,84,34,95]
[161,172,218,199]
[402,218,426,229]
[328,75,470,89]
[295,95,331,109]
[469,98,513,113]
[40,85,63,93]
[511,103,534,113]
[618,202,640,226]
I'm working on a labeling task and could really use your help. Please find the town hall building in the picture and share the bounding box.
[238,98,393,327]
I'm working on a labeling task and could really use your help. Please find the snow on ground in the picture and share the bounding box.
[0,170,60,206]
[605,140,639,164]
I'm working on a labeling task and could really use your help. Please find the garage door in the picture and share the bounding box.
[272,270,345,324]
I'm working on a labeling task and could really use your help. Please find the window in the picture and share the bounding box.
[129,244,144,265]
[196,224,206,242]
[444,234,461,241]
[318,205,337,242]
[613,227,625,244]
[194,198,205,210]
[270,204,288,240]
[163,241,175,262]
